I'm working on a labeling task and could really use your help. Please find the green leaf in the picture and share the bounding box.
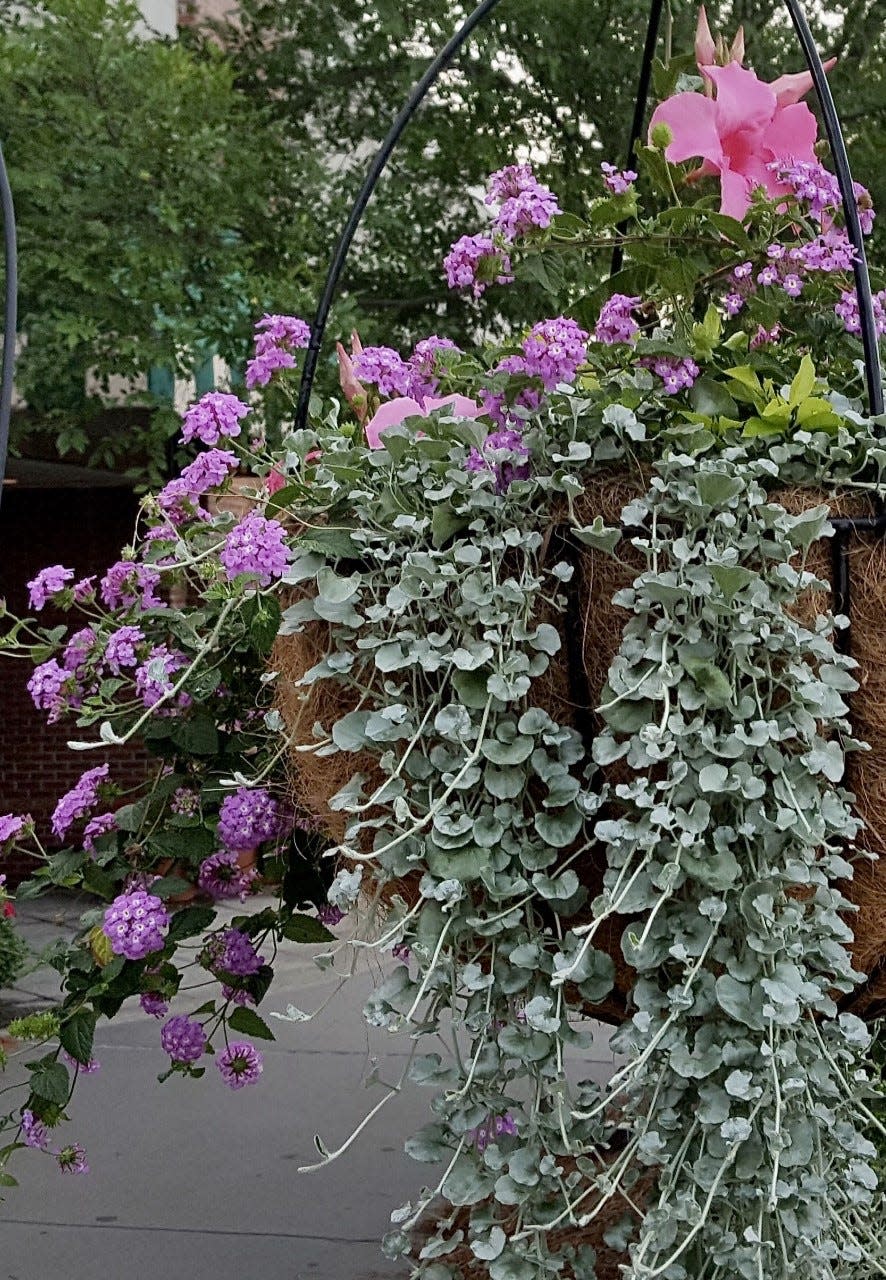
[28,1058,70,1105]
[695,472,743,507]
[149,875,193,900]
[279,913,334,943]
[788,354,817,408]
[698,763,729,792]
[227,1006,275,1041]
[167,905,216,942]
[432,503,470,548]
[682,657,733,707]
[688,378,738,419]
[59,1009,96,1065]
[710,564,755,601]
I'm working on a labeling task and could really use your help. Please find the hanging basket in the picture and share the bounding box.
[273,473,886,1023]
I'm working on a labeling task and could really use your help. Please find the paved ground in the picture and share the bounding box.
[0,894,620,1280]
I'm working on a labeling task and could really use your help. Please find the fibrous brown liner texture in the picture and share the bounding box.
[273,475,886,1019]
[416,1159,654,1280]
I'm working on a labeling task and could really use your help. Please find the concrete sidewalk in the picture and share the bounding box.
[0,894,619,1280]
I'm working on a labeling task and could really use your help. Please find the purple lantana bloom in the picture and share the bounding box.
[27,564,75,610]
[160,1015,206,1065]
[56,1143,89,1174]
[198,851,259,902]
[219,513,290,585]
[104,625,144,673]
[352,347,412,398]
[443,234,513,297]
[140,992,169,1019]
[217,787,280,851]
[100,561,163,611]
[134,645,189,709]
[217,1041,263,1090]
[594,294,641,345]
[103,889,169,961]
[0,813,29,846]
[21,1109,49,1150]
[465,429,531,495]
[253,313,311,355]
[245,346,296,389]
[52,765,110,839]
[180,392,250,446]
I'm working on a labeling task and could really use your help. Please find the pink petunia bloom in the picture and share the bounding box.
[649,60,823,220]
[364,394,484,450]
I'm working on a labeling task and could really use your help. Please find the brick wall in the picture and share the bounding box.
[0,486,152,885]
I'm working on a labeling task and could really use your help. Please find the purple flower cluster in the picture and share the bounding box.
[466,428,532,495]
[27,564,74,610]
[103,888,169,961]
[472,1111,518,1152]
[217,1041,263,1090]
[171,787,199,817]
[51,765,110,839]
[134,645,189,709]
[207,928,264,977]
[352,347,412,398]
[594,294,640,345]
[750,323,782,350]
[73,576,96,603]
[197,851,259,901]
[640,355,700,395]
[140,992,169,1019]
[62,1051,101,1074]
[835,288,886,337]
[100,561,163,611]
[486,164,561,240]
[180,392,250,446]
[217,787,280,851]
[774,160,874,234]
[104,625,144,673]
[408,336,461,399]
[520,317,589,390]
[443,234,513,298]
[160,1014,206,1064]
[601,162,638,195]
[63,627,96,677]
[246,313,309,389]
[82,811,117,853]
[158,448,239,519]
[21,1109,49,1150]
[27,659,75,722]
[318,904,344,928]
[220,513,290,585]
[0,813,29,845]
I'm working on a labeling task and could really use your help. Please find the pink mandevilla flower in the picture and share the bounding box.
[648,60,823,220]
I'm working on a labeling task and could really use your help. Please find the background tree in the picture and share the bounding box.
[0,0,324,481]
[190,0,886,350]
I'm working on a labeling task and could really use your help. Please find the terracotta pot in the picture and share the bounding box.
[205,473,264,521]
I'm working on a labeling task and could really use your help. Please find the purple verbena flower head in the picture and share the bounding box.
[640,355,700,395]
[27,659,74,722]
[465,428,531,495]
[72,576,96,603]
[51,765,110,839]
[103,889,169,961]
[352,346,411,398]
[253,313,310,355]
[82,811,117,854]
[104,625,144,674]
[407,336,461,399]
[161,449,239,512]
[494,182,561,241]
[27,565,74,610]
[594,294,640,345]
[217,787,280,852]
[520,317,589,390]
[756,264,778,287]
[180,392,250,446]
[217,1041,263,1090]
[140,992,169,1019]
[160,1014,206,1065]
[724,292,744,316]
[750,323,782,349]
[782,273,804,298]
[0,813,30,846]
[100,561,163,611]
[197,851,259,902]
[171,787,199,817]
[472,1111,518,1152]
[774,159,875,233]
[219,513,291,586]
[21,1109,49,1150]
[245,346,296,389]
[485,164,539,201]
[56,1143,89,1174]
[134,645,189,709]
[62,627,96,679]
[205,928,264,978]
[601,162,638,195]
[443,234,513,298]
